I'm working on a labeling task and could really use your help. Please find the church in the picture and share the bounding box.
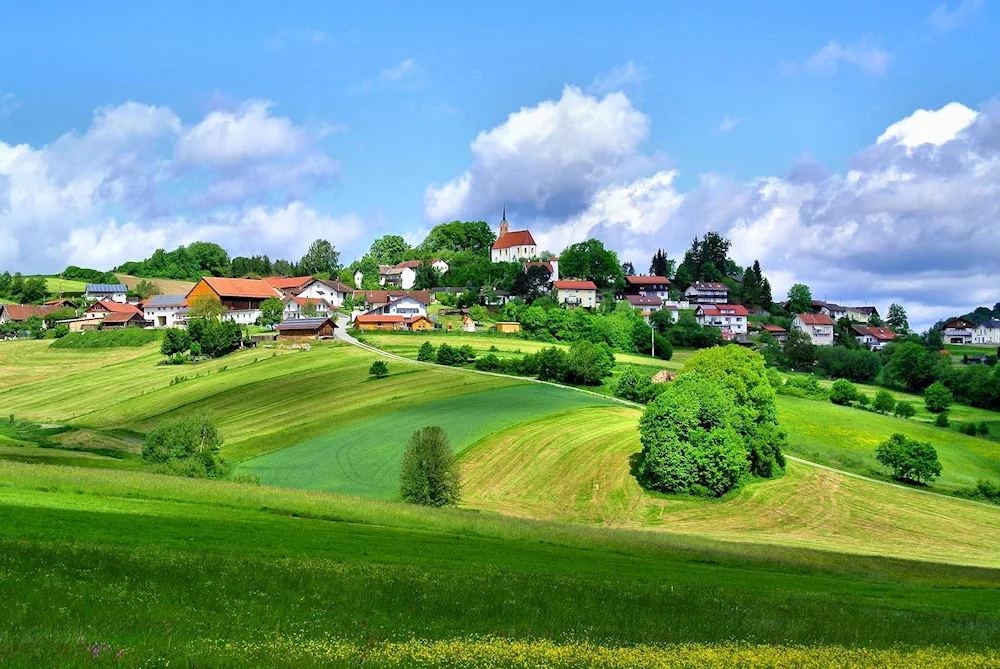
[490,208,537,263]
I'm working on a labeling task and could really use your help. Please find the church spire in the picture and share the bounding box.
[502,204,506,222]
[499,205,509,236]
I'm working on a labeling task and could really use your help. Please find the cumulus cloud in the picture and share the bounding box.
[785,40,890,76]
[0,100,355,273]
[927,0,983,31]
[424,85,658,222]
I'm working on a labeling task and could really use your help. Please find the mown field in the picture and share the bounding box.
[39,276,88,294]
[115,273,196,295]
[2,461,1000,667]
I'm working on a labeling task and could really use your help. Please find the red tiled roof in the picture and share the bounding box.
[102,311,145,324]
[626,275,671,286]
[353,290,430,306]
[86,300,143,316]
[406,315,432,324]
[1,304,59,321]
[284,296,326,307]
[523,261,554,273]
[759,324,787,333]
[553,280,598,290]
[394,259,443,270]
[492,229,536,249]
[796,313,835,326]
[264,276,315,291]
[855,325,897,341]
[698,304,749,317]
[355,314,405,323]
[198,277,280,299]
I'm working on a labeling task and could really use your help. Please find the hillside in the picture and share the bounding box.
[115,273,196,295]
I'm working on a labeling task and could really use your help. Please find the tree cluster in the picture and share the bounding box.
[0,273,48,304]
[673,232,738,288]
[142,413,227,478]
[875,433,942,484]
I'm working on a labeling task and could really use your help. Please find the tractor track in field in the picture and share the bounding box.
[336,317,1000,513]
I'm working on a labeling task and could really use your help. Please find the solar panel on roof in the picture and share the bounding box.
[86,284,128,292]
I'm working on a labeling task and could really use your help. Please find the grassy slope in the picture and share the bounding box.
[40,276,88,294]
[460,407,1000,568]
[115,273,196,295]
[239,385,615,498]
[1,461,999,667]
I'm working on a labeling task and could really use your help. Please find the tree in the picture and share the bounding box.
[417,341,436,362]
[369,360,389,378]
[638,373,750,496]
[829,379,858,405]
[759,277,773,310]
[563,340,615,386]
[160,328,192,357]
[413,264,441,290]
[649,308,674,334]
[420,221,496,257]
[511,265,551,303]
[19,276,47,303]
[535,347,568,381]
[883,342,940,392]
[786,283,813,314]
[259,297,285,328]
[357,255,382,290]
[299,239,341,276]
[369,235,410,265]
[873,389,896,414]
[622,261,635,276]
[187,318,243,357]
[649,249,675,278]
[924,381,953,413]
[300,299,319,318]
[894,401,916,419]
[188,293,226,320]
[468,305,488,322]
[834,317,859,348]
[674,233,732,286]
[683,346,787,479]
[935,412,950,427]
[783,330,816,370]
[613,365,659,403]
[559,239,625,290]
[399,426,461,506]
[436,343,462,366]
[134,279,162,301]
[23,315,44,339]
[886,303,909,333]
[52,324,69,338]
[142,413,226,478]
[875,433,942,484]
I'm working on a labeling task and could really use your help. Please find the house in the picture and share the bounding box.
[495,322,521,334]
[85,300,144,322]
[63,318,101,332]
[101,311,147,329]
[44,299,76,309]
[429,287,465,302]
[378,264,415,290]
[846,306,880,323]
[553,280,598,309]
[282,296,333,320]
[483,288,512,306]
[791,313,835,346]
[85,284,128,303]
[462,316,476,332]
[143,295,188,328]
[695,304,749,339]
[264,276,316,295]
[757,323,788,344]
[491,209,536,263]
[815,301,847,321]
[624,275,671,299]
[364,294,428,319]
[186,277,281,325]
[852,325,897,350]
[624,295,674,324]
[407,315,435,331]
[275,317,337,340]
[942,317,977,345]
[972,319,1000,345]
[0,304,59,326]
[353,290,430,315]
[523,259,559,282]
[684,282,729,305]
[353,269,364,289]
[295,278,352,308]
[354,314,406,331]
[397,258,449,274]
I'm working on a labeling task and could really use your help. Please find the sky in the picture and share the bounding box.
[1,1,998,328]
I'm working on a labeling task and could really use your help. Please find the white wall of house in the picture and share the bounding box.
[491,244,537,263]
[556,288,596,309]
[297,281,347,308]
[283,299,332,320]
[431,260,449,274]
[943,327,974,344]
[792,316,834,346]
[973,325,1000,345]
[222,309,261,325]
[379,267,416,290]
[370,295,427,318]
[86,290,127,303]
[695,310,747,334]
[144,306,185,328]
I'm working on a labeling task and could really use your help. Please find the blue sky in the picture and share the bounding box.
[1,1,998,325]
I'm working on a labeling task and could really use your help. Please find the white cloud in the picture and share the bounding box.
[876,102,978,149]
[927,0,983,31]
[801,40,890,75]
[0,91,21,117]
[719,115,740,133]
[588,62,648,96]
[424,85,655,222]
[174,99,308,167]
[267,29,328,50]
[347,58,426,93]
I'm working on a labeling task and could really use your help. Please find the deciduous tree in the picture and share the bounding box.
[399,426,461,506]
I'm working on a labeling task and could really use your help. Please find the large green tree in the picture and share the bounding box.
[875,433,942,484]
[298,239,341,276]
[786,283,813,314]
[259,297,285,328]
[420,221,496,257]
[369,235,410,265]
[649,249,675,278]
[558,239,625,290]
[887,303,909,333]
[142,412,226,478]
[399,426,461,506]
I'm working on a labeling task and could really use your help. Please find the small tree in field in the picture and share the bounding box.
[893,401,916,419]
[873,389,896,414]
[829,379,858,405]
[399,426,461,506]
[468,305,488,322]
[935,412,950,428]
[369,360,389,378]
[259,297,284,328]
[875,433,942,484]
[417,341,436,362]
[924,381,953,413]
[160,328,192,357]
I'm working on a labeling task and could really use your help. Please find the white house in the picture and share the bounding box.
[624,295,676,324]
[695,304,748,338]
[815,301,847,321]
[846,306,880,323]
[942,317,977,345]
[296,278,351,308]
[684,282,729,305]
[972,319,1000,345]
[366,294,428,318]
[852,325,897,350]
[491,210,537,263]
[792,313,835,346]
[85,283,128,303]
[553,280,597,309]
[143,294,188,328]
[282,296,333,320]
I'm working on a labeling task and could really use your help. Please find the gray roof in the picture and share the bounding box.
[276,317,336,330]
[86,283,128,293]
[978,319,1000,329]
[144,294,187,307]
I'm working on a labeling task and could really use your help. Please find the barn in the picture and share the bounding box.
[275,317,338,340]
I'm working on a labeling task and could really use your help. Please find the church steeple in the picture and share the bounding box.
[499,204,509,236]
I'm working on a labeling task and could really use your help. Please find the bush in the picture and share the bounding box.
[924,381,953,413]
[52,324,70,339]
[369,360,389,378]
[399,426,461,507]
[778,375,828,400]
[187,318,243,358]
[468,305,488,322]
[142,413,227,478]
[979,422,991,436]
[873,390,896,414]
[535,347,568,381]
[875,433,942,484]
[613,366,661,404]
[436,343,461,366]
[638,373,749,496]
[961,422,978,436]
[417,341,436,362]
[50,328,162,349]
[160,328,192,357]
[815,346,882,382]
[563,340,615,386]
[458,345,477,363]
[653,332,673,360]
[893,401,916,419]
[189,341,202,358]
[231,472,261,485]
[829,379,858,405]
[935,412,950,428]
[856,393,871,408]
[473,353,502,372]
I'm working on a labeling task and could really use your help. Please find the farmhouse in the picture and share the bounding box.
[263,276,316,294]
[365,294,428,319]
[624,275,671,299]
[381,259,450,290]
[294,278,352,308]
[44,299,76,309]
[144,294,187,328]
[353,314,406,331]
[852,325,897,350]
[275,317,337,340]
[85,300,144,322]
[0,304,58,326]
[553,280,598,309]
[84,283,128,303]
[792,313,835,346]
[282,296,333,320]
[972,319,1000,345]
[522,259,558,282]
[354,290,430,316]
[101,311,147,329]
[406,314,435,331]
[684,282,729,305]
[814,301,847,320]
[758,324,788,343]
[186,277,281,325]
[942,317,977,344]
[846,306,879,323]
[695,304,749,338]
[491,210,537,263]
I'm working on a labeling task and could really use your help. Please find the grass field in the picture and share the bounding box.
[115,273,196,295]
[239,385,616,498]
[39,276,88,295]
[2,461,1000,667]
